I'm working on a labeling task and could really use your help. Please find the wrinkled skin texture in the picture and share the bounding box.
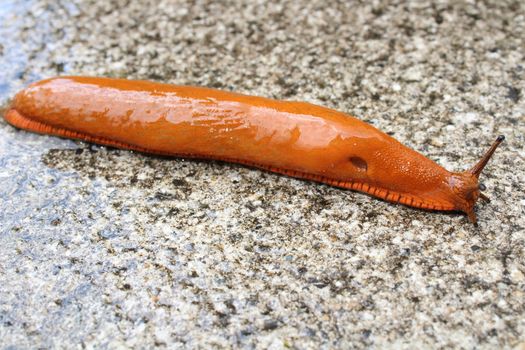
[4,77,489,221]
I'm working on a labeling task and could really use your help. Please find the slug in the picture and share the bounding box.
[3,76,504,223]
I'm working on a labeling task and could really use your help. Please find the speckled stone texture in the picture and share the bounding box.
[0,0,524,349]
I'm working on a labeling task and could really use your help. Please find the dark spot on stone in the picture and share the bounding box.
[122,283,131,290]
[154,191,177,200]
[121,247,137,253]
[362,329,372,339]
[263,320,279,331]
[434,12,443,24]
[506,86,520,103]
[52,61,65,73]
[371,7,383,16]
[466,12,481,21]
[215,311,230,327]
[314,197,330,207]
[261,307,271,316]
[210,80,224,89]
[172,178,187,186]
[225,300,236,313]
[113,266,128,276]
[462,275,491,290]
[244,201,257,211]
[365,211,378,219]
[148,73,163,81]
[298,266,307,274]
[364,29,382,40]
[471,245,481,252]
[257,244,271,253]
[75,148,84,155]
[308,277,328,288]
[228,233,242,243]
[400,248,410,257]
[428,91,441,105]
[51,219,61,226]
[350,157,368,172]
[241,329,253,336]
[488,328,498,337]
[54,299,63,306]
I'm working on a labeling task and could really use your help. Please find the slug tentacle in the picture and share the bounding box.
[479,193,490,202]
[469,135,505,178]
[446,135,506,224]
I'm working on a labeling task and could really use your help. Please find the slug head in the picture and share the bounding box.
[449,135,505,224]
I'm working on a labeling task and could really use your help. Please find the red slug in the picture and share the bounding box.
[3,76,504,223]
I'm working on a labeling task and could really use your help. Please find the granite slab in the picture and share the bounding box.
[0,0,524,349]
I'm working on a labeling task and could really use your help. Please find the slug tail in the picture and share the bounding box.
[469,135,505,178]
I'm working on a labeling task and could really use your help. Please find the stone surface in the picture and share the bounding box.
[0,0,524,349]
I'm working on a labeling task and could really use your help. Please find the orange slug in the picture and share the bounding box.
[3,76,504,223]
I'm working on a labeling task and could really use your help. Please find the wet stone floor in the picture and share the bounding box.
[0,1,524,349]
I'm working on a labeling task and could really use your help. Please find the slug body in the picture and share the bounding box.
[3,77,503,222]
